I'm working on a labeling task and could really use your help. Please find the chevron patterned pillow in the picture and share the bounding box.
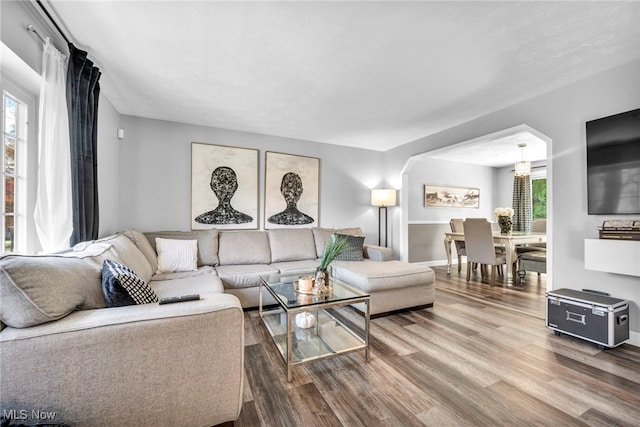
[101,259,158,307]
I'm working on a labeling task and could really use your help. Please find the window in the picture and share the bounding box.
[2,44,40,254]
[532,177,547,219]
[2,92,25,254]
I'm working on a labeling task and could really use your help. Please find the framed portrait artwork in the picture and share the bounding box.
[264,151,319,229]
[191,142,259,230]
[424,184,480,208]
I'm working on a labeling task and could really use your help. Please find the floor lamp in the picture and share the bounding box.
[371,189,397,247]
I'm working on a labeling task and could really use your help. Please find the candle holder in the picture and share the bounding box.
[297,275,314,293]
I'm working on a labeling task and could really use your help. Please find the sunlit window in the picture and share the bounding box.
[532,177,546,220]
[2,92,22,254]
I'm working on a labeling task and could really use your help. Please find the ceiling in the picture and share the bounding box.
[422,126,547,167]
[46,1,640,152]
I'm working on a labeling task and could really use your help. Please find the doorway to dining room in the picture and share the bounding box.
[399,124,552,290]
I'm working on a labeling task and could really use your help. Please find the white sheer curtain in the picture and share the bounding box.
[34,38,73,253]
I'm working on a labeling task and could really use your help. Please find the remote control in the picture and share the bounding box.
[159,294,201,305]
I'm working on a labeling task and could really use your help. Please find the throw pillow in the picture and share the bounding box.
[337,227,364,237]
[311,227,334,258]
[101,259,158,307]
[0,254,105,328]
[155,238,198,273]
[334,233,365,261]
[123,228,159,273]
[144,229,219,266]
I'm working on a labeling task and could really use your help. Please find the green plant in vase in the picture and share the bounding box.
[314,233,349,293]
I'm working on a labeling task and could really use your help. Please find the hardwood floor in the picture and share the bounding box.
[237,266,640,426]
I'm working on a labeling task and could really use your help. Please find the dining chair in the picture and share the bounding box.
[450,218,467,273]
[463,218,516,286]
[517,250,547,284]
[531,218,546,233]
[517,218,547,255]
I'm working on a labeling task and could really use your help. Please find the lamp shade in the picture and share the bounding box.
[371,189,397,207]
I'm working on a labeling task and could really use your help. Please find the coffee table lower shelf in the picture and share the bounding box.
[260,306,369,381]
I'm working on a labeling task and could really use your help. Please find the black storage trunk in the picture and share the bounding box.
[546,288,629,348]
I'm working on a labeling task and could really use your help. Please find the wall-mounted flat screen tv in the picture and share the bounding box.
[586,108,640,215]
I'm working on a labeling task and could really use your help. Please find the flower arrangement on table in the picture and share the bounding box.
[494,207,514,234]
[494,207,514,218]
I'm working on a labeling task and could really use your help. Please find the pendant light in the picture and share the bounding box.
[514,143,531,177]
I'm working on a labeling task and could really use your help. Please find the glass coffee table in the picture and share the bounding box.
[259,272,370,382]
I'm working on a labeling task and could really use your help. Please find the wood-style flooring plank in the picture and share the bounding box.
[236,265,639,426]
[486,380,590,427]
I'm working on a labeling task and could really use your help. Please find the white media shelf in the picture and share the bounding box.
[584,239,640,277]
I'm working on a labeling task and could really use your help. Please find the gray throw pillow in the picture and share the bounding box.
[334,234,365,261]
[0,255,105,328]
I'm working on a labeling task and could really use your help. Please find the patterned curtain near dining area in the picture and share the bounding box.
[512,175,532,232]
[67,44,101,245]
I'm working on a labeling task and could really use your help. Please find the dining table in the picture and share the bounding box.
[443,231,547,285]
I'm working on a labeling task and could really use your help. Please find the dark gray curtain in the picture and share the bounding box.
[512,175,532,232]
[67,44,101,246]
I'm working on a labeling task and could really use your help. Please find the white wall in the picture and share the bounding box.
[405,159,496,223]
[116,115,385,244]
[1,1,69,71]
[496,165,514,210]
[387,59,640,344]
[97,96,121,236]
[402,158,496,263]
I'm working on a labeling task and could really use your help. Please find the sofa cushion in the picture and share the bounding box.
[149,266,224,298]
[363,244,393,262]
[334,234,365,261]
[123,228,159,273]
[101,259,158,307]
[0,255,105,328]
[218,231,271,265]
[337,227,364,237]
[103,234,154,283]
[270,260,320,276]
[151,265,218,281]
[216,264,278,289]
[144,230,219,267]
[155,238,198,273]
[312,227,364,258]
[268,228,317,263]
[332,260,435,293]
[71,234,153,284]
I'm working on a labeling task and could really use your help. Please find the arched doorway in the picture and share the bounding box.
[398,124,553,290]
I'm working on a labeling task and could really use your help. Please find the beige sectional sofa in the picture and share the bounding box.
[0,232,244,427]
[0,226,434,426]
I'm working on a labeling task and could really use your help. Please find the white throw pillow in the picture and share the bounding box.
[155,238,198,273]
